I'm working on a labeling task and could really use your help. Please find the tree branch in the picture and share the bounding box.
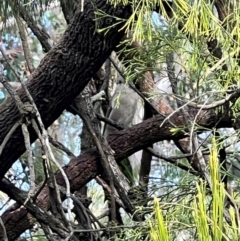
[0,0,132,180]
[0,108,233,240]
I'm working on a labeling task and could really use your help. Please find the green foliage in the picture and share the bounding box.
[0,0,56,21]
[148,137,239,241]
[97,0,240,114]
[119,158,135,185]
[149,197,170,241]
[1,1,240,240]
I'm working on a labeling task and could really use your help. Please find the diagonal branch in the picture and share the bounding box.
[0,108,233,240]
[0,0,132,180]
[12,1,52,52]
[0,178,71,239]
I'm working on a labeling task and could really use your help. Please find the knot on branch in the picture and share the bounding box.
[20,102,36,120]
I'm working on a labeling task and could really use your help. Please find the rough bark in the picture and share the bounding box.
[0,0,132,179]
[60,0,79,24]
[0,109,232,240]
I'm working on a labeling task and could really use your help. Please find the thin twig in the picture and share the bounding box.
[95,176,124,208]
[108,56,162,116]
[166,52,211,186]
[31,119,73,237]
[0,121,21,156]
[77,111,117,222]
[0,177,69,239]
[184,88,240,110]
[0,73,22,110]
[22,123,36,202]
[0,1,60,31]
[0,53,38,196]
[16,16,35,73]
[74,224,142,233]
[48,135,76,158]
[71,105,133,217]
[13,0,52,52]
[96,114,125,130]
[32,178,48,202]
[0,216,8,241]
[146,147,200,176]
[0,44,72,224]
[54,184,99,240]
[71,195,95,241]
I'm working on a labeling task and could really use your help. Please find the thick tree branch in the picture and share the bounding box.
[0,0,132,180]
[0,1,238,240]
[0,108,233,240]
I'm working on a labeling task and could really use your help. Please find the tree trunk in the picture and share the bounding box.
[0,0,132,179]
